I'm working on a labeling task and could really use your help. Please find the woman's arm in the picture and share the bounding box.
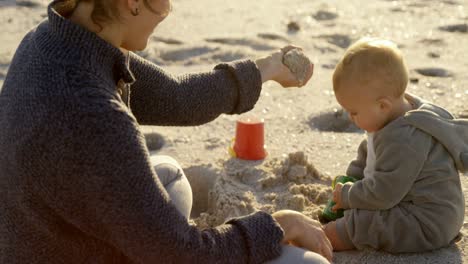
[30,91,284,263]
[129,52,262,126]
[128,46,313,126]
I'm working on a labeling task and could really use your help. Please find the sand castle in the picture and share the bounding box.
[192,152,332,229]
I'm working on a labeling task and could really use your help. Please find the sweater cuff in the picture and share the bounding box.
[226,211,284,264]
[340,182,353,209]
[214,59,262,114]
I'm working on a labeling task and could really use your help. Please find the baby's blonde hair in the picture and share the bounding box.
[333,37,409,98]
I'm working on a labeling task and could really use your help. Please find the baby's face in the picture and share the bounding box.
[335,85,391,133]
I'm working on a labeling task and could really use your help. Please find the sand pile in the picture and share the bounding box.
[192,152,332,229]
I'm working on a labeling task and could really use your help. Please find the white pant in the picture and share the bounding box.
[151,155,193,219]
[151,155,330,264]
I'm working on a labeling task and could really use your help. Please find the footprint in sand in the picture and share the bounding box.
[204,137,225,150]
[257,33,289,42]
[151,36,184,45]
[312,10,338,21]
[427,52,441,58]
[314,44,338,54]
[414,67,454,78]
[159,46,218,62]
[16,0,41,8]
[317,34,352,49]
[204,37,278,51]
[438,24,468,33]
[406,2,429,8]
[321,63,336,70]
[309,108,361,133]
[419,38,446,46]
[158,46,253,65]
[410,76,420,84]
[321,59,339,70]
[287,21,301,33]
[444,0,461,5]
[208,49,253,63]
[144,132,166,151]
[390,6,408,13]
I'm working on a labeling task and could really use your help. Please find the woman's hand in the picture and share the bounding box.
[332,183,343,211]
[255,45,314,88]
[272,210,333,262]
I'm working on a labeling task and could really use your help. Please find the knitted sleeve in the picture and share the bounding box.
[128,52,263,126]
[29,92,283,263]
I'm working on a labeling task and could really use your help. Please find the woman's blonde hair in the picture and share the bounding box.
[333,37,409,97]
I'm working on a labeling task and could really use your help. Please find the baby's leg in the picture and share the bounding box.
[324,221,355,251]
[151,155,193,219]
[338,204,452,252]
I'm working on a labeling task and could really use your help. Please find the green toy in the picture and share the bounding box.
[321,175,358,222]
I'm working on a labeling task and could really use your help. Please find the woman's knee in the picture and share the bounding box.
[150,155,193,218]
[151,155,184,186]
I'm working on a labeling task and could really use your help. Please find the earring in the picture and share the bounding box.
[131,7,139,16]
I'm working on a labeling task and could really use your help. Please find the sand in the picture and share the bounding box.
[1,0,468,263]
[283,49,312,86]
[191,152,331,229]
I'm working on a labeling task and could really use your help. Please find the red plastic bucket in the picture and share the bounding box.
[231,115,267,160]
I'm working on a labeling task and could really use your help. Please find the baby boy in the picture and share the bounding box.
[323,37,468,253]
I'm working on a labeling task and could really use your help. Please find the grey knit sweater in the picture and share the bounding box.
[0,2,284,263]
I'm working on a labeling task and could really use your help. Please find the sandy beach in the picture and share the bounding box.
[1,0,468,263]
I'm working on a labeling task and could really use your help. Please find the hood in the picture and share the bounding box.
[404,94,468,172]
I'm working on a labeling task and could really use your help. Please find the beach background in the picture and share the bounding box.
[1,0,468,263]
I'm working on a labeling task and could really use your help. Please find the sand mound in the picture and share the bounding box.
[192,152,332,229]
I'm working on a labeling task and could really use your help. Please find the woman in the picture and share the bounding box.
[0,0,332,263]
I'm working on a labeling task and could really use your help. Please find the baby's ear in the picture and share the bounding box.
[378,97,393,112]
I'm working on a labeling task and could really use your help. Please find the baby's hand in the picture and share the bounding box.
[332,183,343,211]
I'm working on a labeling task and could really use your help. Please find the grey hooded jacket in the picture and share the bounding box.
[336,93,467,253]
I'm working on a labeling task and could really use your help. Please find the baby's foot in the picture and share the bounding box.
[323,221,354,251]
